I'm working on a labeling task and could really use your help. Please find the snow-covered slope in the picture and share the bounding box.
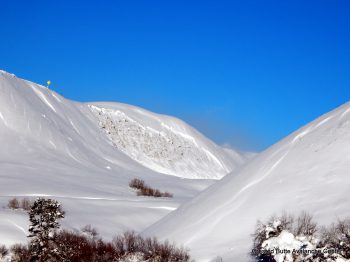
[0,70,246,247]
[88,103,244,179]
[0,70,244,180]
[144,101,350,261]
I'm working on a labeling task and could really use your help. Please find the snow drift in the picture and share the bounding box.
[144,100,350,261]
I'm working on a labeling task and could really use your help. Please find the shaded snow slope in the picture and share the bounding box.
[144,101,350,261]
[0,70,245,246]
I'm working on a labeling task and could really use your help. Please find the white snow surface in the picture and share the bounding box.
[0,71,246,248]
[144,100,350,261]
[88,103,244,179]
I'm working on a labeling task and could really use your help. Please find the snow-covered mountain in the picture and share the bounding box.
[144,100,350,261]
[0,70,246,246]
[0,70,244,180]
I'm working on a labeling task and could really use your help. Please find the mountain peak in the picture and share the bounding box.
[0,70,16,77]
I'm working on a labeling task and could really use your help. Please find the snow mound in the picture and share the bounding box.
[144,101,350,261]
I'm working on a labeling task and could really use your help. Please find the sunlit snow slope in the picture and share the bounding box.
[88,103,243,179]
[145,101,350,261]
[0,70,246,246]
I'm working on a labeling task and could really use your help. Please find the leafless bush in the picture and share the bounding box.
[7,197,32,211]
[81,224,99,238]
[116,231,140,253]
[10,229,192,262]
[294,211,317,236]
[278,212,294,233]
[129,178,145,190]
[10,244,30,262]
[0,244,8,258]
[53,230,191,261]
[130,178,173,198]
[8,197,20,209]
[113,231,191,261]
[20,198,31,211]
[252,212,294,252]
[54,230,108,262]
[251,212,318,261]
[251,212,350,261]
[163,191,174,198]
[137,186,155,197]
[251,220,275,261]
[319,219,350,259]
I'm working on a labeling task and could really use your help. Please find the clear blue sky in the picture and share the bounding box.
[1,1,350,151]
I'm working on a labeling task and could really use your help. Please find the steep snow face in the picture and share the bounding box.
[144,101,350,261]
[0,70,245,248]
[88,104,244,179]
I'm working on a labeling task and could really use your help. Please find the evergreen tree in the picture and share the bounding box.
[28,198,65,262]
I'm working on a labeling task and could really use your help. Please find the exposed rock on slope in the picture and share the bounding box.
[89,104,245,179]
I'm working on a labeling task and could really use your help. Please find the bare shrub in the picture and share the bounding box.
[251,212,318,261]
[119,231,140,253]
[7,197,32,211]
[129,178,145,190]
[81,224,99,238]
[55,230,123,261]
[154,189,162,197]
[10,244,30,262]
[8,229,192,261]
[8,197,20,209]
[163,191,174,198]
[252,212,294,253]
[130,178,173,198]
[137,186,173,198]
[294,211,317,236]
[0,244,8,258]
[251,212,350,261]
[54,230,191,262]
[319,219,350,259]
[113,231,191,261]
[149,239,190,261]
[137,186,154,197]
[55,230,101,262]
[251,220,275,261]
[278,212,294,233]
[20,198,31,211]
[95,239,116,262]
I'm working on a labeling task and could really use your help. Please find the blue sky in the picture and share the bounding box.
[1,1,350,151]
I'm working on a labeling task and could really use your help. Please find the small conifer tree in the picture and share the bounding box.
[28,198,65,262]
